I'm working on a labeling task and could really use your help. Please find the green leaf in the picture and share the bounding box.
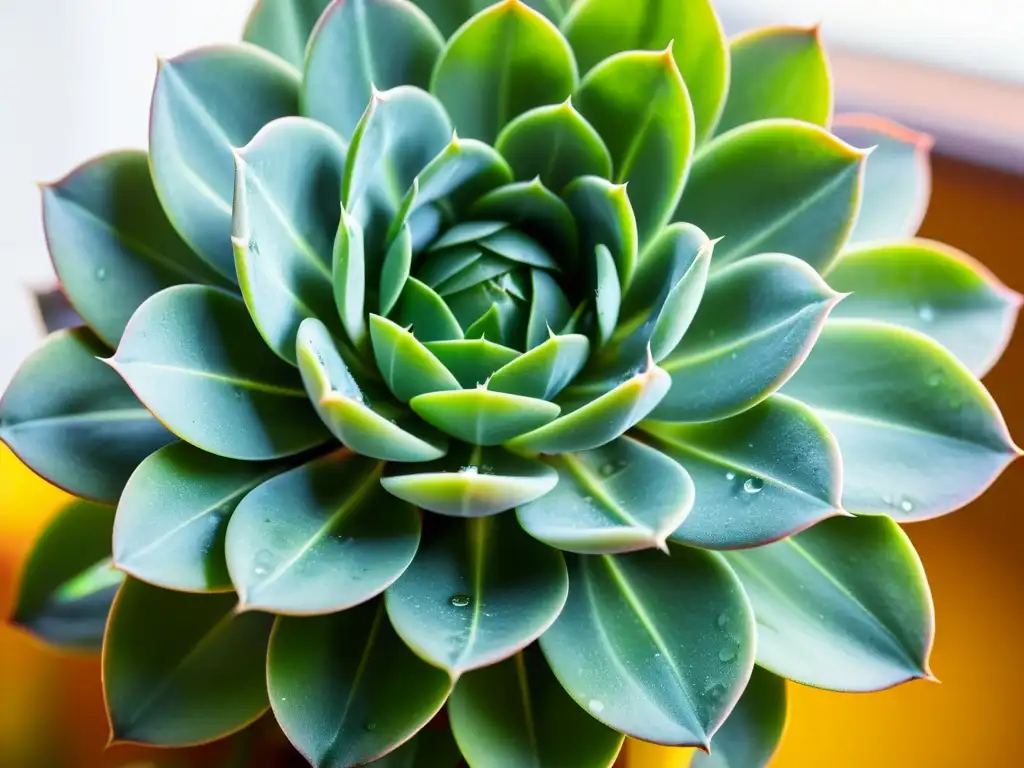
[380,223,414,316]
[449,646,624,767]
[431,221,508,251]
[386,514,568,675]
[526,270,573,350]
[562,175,637,289]
[114,442,295,593]
[301,0,444,142]
[715,26,832,136]
[333,204,368,349]
[574,48,693,249]
[832,113,932,243]
[561,0,728,144]
[470,179,579,267]
[410,389,561,446]
[489,332,589,399]
[411,0,575,37]
[430,0,578,144]
[508,360,670,454]
[232,117,345,363]
[226,451,420,614]
[517,436,693,554]
[642,395,843,549]
[827,239,1020,377]
[655,254,840,423]
[104,579,272,746]
[724,515,934,691]
[691,667,787,768]
[366,726,461,768]
[243,0,332,69]
[370,314,462,402]
[42,151,228,348]
[480,228,560,270]
[398,278,465,342]
[540,546,756,747]
[110,285,328,460]
[11,500,121,652]
[675,119,866,273]
[269,601,452,768]
[0,328,174,504]
[425,339,521,388]
[298,318,449,462]
[594,244,621,347]
[782,319,1019,521]
[150,45,299,280]
[495,100,612,192]
[381,444,559,517]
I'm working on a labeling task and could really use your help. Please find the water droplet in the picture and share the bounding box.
[581,495,594,505]
[719,646,737,663]
[743,477,764,494]
[95,267,107,281]
[918,304,935,322]
[252,549,277,578]
[900,498,914,513]
[725,471,736,481]
[588,699,605,714]
[599,462,616,477]
[459,465,479,475]
[717,612,731,629]
[704,683,727,701]
[450,594,471,608]
[881,493,894,506]
[927,372,943,388]
[730,352,738,360]
[363,721,376,732]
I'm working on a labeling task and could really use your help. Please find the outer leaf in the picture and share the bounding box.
[574,48,694,248]
[386,514,568,675]
[410,389,561,446]
[782,320,1019,521]
[674,119,866,273]
[715,26,832,136]
[411,0,574,37]
[243,0,332,69]
[724,516,934,691]
[517,436,694,554]
[495,100,612,192]
[269,601,452,768]
[691,667,787,768]
[832,113,932,243]
[382,445,558,517]
[225,451,420,614]
[109,285,328,460]
[827,239,1021,377]
[42,151,228,348]
[0,328,174,504]
[540,546,756,747]
[11,500,122,652]
[103,579,273,746]
[470,179,579,267]
[561,0,728,143]
[489,332,590,399]
[367,727,461,768]
[449,646,624,768]
[430,0,578,144]
[149,44,299,280]
[301,0,444,142]
[232,117,345,363]
[655,254,841,423]
[562,176,637,288]
[642,395,843,549]
[369,314,462,402]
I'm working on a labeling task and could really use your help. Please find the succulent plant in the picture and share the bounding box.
[4,0,1020,765]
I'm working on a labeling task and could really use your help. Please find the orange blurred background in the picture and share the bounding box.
[2,154,1023,766]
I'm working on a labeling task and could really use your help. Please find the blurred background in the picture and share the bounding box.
[1,1,1023,765]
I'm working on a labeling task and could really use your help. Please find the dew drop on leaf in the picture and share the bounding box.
[927,372,943,388]
[450,594,471,608]
[363,721,376,732]
[719,646,737,663]
[900,498,914,513]
[95,267,107,281]
[588,699,605,714]
[918,304,935,322]
[599,462,616,477]
[743,477,764,494]
[725,471,736,481]
[717,612,731,629]
[252,549,277,578]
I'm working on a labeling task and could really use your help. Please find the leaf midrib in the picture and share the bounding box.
[113,360,307,398]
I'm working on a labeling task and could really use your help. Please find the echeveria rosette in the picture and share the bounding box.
[2,0,1020,766]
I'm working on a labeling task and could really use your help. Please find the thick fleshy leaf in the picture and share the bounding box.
[269,601,452,768]
[301,0,444,142]
[425,339,520,388]
[232,117,345,363]
[526,269,573,350]
[540,546,756,747]
[594,244,621,346]
[574,48,694,248]
[489,332,589,399]
[561,0,727,144]
[449,646,624,767]
[724,516,934,691]
[298,319,449,462]
[782,320,1019,521]
[0,328,174,504]
[366,727,461,768]
[42,151,228,348]
[495,100,612,192]
[149,45,299,280]
[430,0,578,144]
[411,0,574,37]
[333,204,368,348]
[109,285,328,460]
[642,395,843,549]
[381,445,558,517]
[655,254,841,423]
[691,667,787,768]
[562,175,637,288]
[380,223,414,316]
[114,442,295,593]
[12,500,121,651]
[398,278,465,342]
[470,179,579,267]
[226,451,420,614]
[832,113,932,243]
[410,389,560,446]
[827,239,1021,377]
[517,436,694,554]
[386,514,568,675]
[243,0,331,69]
[715,26,831,136]
[370,314,462,402]
[480,228,560,270]
[674,119,866,273]
[103,579,272,746]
